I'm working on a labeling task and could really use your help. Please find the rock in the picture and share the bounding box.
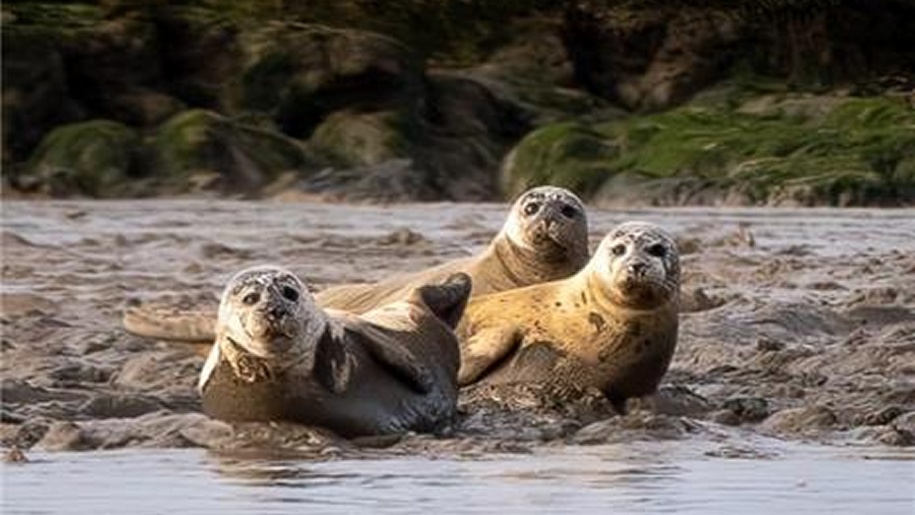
[722,396,770,423]
[500,121,619,198]
[563,6,743,110]
[37,421,95,451]
[709,409,741,426]
[152,6,244,108]
[19,120,141,197]
[151,109,316,194]
[296,159,433,202]
[572,412,690,444]
[78,394,164,419]
[1,29,76,163]
[761,406,838,435]
[235,23,423,138]
[106,89,185,127]
[308,110,411,167]
[417,71,534,200]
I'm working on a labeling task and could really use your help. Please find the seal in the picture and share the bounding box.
[198,265,471,437]
[456,221,680,413]
[122,185,589,341]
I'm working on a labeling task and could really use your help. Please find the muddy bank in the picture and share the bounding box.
[1,201,914,455]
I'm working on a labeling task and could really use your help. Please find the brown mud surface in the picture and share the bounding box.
[2,201,914,455]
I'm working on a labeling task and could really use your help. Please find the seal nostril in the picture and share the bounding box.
[560,205,578,218]
[282,286,299,302]
[629,262,646,274]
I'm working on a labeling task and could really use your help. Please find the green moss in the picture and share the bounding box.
[505,95,915,205]
[26,119,140,197]
[308,110,412,168]
[153,109,313,190]
[501,122,621,197]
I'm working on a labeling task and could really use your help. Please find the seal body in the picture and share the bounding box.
[199,266,470,436]
[457,222,680,411]
[299,185,590,312]
[123,185,589,341]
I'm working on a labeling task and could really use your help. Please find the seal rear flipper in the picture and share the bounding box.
[346,328,435,395]
[412,273,472,329]
[458,328,520,386]
[123,304,216,342]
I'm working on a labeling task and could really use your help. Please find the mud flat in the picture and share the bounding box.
[1,201,914,455]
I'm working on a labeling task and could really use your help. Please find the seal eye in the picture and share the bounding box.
[282,285,300,302]
[560,204,578,218]
[611,243,626,257]
[647,243,667,258]
[242,292,260,305]
[523,202,541,216]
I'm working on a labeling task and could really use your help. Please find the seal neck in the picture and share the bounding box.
[492,236,580,286]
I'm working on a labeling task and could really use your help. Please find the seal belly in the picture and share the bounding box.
[201,352,453,437]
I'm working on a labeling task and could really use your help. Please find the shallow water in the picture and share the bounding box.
[3,441,913,514]
[2,202,915,513]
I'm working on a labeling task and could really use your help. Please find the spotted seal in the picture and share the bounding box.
[123,186,589,341]
[457,221,680,412]
[198,265,470,436]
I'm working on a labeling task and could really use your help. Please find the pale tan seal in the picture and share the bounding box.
[123,185,589,342]
[198,265,471,436]
[456,221,680,412]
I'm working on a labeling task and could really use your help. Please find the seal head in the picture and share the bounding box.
[504,186,588,262]
[589,221,679,311]
[216,265,328,359]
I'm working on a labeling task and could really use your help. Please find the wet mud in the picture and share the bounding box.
[2,201,913,455]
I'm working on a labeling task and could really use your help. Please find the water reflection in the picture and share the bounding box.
[2,441,914,514]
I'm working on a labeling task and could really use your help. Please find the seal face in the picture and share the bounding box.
[457,221,680,413]
[501,186,589,269]
[121,186,590,342]
[200,265,471,437]
[590,221,680,311]
[215,266,326,361]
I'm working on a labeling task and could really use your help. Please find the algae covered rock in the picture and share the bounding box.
[152,109,315,193]
[503,95,915,206]
[308,110,412,168]
[235,23,423,137]
[500,122,620,198]
[21,120,141,197]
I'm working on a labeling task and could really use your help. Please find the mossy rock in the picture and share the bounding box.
[152,109,315,193]
[500,122,621,198]
[504,95,915,206]
[23,120,141,197]
[308,110,411,168]
[234,22,423,137]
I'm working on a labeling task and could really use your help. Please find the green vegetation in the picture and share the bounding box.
[504,95,915,205]
[26,120,140,197]
[153,109,313,191]
[309,110,413,168]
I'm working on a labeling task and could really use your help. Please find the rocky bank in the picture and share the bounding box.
[3,0,914,205]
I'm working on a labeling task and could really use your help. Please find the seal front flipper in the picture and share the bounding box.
[413,273,472,329]
[458,328,520,386]
[347,327,435,395]
[313,328,355,395]
[123,303,216,342]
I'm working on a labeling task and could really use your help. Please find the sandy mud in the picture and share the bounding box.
[1,201,913,455]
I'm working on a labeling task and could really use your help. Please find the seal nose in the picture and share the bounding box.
[267,304,287,320]
[628,262,647,276]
